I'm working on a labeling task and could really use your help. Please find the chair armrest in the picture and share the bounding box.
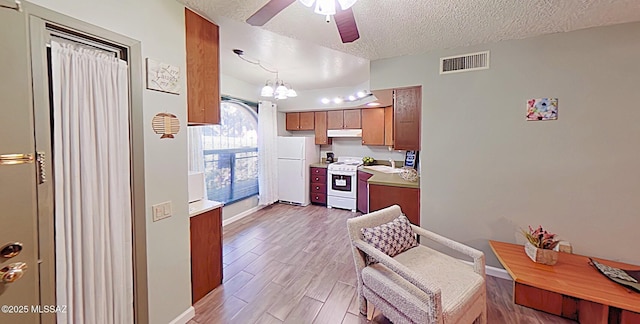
[352,239,441,298]
[410,225,486,278]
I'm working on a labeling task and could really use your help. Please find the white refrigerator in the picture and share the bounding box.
[277,136,319,206]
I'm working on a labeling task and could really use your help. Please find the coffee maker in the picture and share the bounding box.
[326,152,335,164]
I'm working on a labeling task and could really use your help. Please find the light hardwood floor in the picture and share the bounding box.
[188,204,576,324]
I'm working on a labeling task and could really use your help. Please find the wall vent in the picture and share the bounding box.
[440,51,490,74]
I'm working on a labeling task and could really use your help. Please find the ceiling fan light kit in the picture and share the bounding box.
[247,0,361,43]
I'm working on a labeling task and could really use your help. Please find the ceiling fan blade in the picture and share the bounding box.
[334,7,360,43]
[246,0,296,26]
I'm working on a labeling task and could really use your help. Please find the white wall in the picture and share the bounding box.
[371,22,640,267]
[29,0,191,322]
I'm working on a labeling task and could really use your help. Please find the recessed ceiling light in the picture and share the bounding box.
[348,95,356,101]
[356,91,366,98]
[321,98,330,104]
[333,97,343,104]
[367,102,381,106]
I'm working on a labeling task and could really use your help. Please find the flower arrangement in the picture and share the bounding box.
[522,225,560,250]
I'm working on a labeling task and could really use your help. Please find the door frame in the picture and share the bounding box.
[25,3,148,323]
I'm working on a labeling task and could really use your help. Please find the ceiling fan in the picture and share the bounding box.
[246,0,360,43]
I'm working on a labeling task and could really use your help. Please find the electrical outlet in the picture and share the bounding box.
[152,201,172,222]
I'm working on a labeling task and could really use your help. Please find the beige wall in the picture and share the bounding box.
[29,0,192,322]
[371,22,640,267]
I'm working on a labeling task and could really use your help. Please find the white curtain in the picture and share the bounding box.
[187,126,205,172]
[257,101,279,205]
[51,39,133,324]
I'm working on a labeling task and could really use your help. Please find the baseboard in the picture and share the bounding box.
[222,205,264,227]
[460,260,512,280]
[485,265,511,280]
[168,306,194,324]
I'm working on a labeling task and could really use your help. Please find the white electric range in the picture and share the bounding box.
[327,157,362,212]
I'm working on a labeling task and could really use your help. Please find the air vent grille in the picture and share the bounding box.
[440,51,489,74]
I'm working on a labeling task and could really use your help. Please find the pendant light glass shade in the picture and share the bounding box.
[261,81,274,97]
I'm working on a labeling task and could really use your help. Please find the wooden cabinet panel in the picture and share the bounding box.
[357,171,373,213]
[186,9,220,125]
[393,86,421,150]
[384,106,394,146]
[190,207,222,303]
[327,110,344,129]
[361,108,385,146]
[343,109,361,129]
[368,184,420,225]
[286,112,300,130]
[310,167,328,205]
[311,175,326,185]
[314,111,331,145]
[299,112,315,130]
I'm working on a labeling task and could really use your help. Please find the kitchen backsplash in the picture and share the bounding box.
[320,137,405,162]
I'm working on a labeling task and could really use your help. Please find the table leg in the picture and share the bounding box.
[577,300,608,324]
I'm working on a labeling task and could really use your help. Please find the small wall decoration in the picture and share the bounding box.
[527,98,558,121]
[146,58,180,94]
[152,113,180,139]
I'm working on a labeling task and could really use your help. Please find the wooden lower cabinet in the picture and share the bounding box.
[310,167,327,205]
[368,184,420,225]
[357,171,373,213]
[190,207,222,303]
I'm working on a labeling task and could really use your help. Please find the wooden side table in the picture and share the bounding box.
[489,240,640,324]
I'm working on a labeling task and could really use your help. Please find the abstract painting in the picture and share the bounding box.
[527,98,558,121]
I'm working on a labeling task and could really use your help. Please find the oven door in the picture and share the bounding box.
[328,171,356,198]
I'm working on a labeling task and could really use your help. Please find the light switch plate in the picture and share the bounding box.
[152,201,172,222]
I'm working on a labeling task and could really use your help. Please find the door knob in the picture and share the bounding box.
[1,262,27,283]
[1,242,23,258]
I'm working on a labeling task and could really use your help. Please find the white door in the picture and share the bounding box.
[277,137,304,159]
[0,6,41,323]
[277,159,305,204]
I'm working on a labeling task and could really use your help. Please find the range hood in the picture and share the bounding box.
[327,129,362,138]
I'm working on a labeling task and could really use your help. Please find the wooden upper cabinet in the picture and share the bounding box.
[285,112,300,131]
[185,8,220,125]
[314,111,331,145]
[393,86,421,150]
[286,112,315,131]
[361,108,385,146]
[384,106,394,146]
[343,109,361,129]
[299,112,315,130]
[327,110,344,129]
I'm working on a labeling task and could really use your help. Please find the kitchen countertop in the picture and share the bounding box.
[309,163,329,169]
[189,199,224,217]
[359,167,420,189]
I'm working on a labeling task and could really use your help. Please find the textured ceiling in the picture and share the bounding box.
[184,0,640,60]
[181,0,640,92]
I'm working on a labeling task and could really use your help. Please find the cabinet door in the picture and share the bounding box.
[357,171,373,213]
[286,112,300,130]
[190,207,222,303]
[314,111,331,145]
[186,9,220,125]
[299,112,315,130]
[361,108,385,145]
[343,109,362,129]
[384,106,394,146]
[327,110,344,129]
[394,86,421,150]
[369,184,420,226]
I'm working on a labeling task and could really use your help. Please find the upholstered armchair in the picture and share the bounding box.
[347,205,487,324]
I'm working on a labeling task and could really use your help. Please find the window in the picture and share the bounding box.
[201,98,258,204]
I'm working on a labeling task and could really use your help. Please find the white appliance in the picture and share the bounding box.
[327,157,362,212]
[277,136,319,206]
[188,171,205,203]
